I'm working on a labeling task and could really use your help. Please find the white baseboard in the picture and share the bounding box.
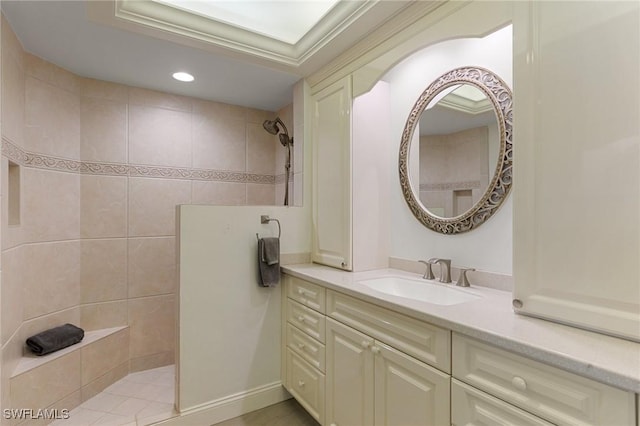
[153,382,290,426]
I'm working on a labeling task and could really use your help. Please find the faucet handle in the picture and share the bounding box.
[417,260,435,280]
[456,268,475,287]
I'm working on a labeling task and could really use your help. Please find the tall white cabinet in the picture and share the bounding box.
[311,77,390,272]
[512,1,640,341]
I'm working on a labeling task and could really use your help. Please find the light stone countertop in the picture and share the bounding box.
[282,263,640,393]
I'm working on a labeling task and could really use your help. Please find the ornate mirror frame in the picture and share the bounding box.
[399,66,513,234]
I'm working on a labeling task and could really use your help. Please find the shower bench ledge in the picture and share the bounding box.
[11,326,128,378]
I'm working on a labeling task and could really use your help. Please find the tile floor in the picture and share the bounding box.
[53,365,317,426]
[211,399,319,426]
[51,365,177,426]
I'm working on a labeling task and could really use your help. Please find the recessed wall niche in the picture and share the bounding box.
[8,161,20,226]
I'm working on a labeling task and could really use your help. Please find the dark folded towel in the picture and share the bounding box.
[26,323,84,356]
[258,237,280,287]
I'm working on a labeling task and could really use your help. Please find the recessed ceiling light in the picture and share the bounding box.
[173,72,194,82]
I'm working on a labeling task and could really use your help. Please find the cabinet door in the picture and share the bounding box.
[374,341,450,426]
[512,1,640,340]
[326,318,374,426]
[311,76,353,270]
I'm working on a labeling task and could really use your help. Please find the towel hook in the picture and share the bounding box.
[256,215,281,240]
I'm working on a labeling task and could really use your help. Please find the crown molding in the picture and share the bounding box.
[87,0,412,75]
[438,93,494,115]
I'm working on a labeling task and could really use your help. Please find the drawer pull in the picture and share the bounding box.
[361,340,370,349]
[298,288,304,295]
[297,316,305,322]
[371,346,381,354]
[511,376,527,391]
[298,380,305,388]
[297,343,305,350]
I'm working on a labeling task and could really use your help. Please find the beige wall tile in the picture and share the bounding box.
[81,361,128,402]
[80,97,127,163]
[2,333,24,418]
[81,328,129,385]
[22,168,80,243]
[1,15,24,70]
[1,47,25,146]
[192,99,246,121]
[80,301,128,331]
[24,76,80,159]
[128,237,176,298]
[22,241,81,320]
[129,105,192,167]
[275,183,285,207]
[128,87,192,112]
[246,108,274,124]
[1,247,24,345]
[80,77,128,102]
[247,184,276,206]
[192,111,246,171]
[80,239,127,303]
[246,123,276,175]
[10,351,81,411]
[25,53,78,94]
[80,175,127,238]
[128,178,191,237]
[129,351,174,373]
[128,295,175,360]
[192,181,247,205]
[21,307,80,355]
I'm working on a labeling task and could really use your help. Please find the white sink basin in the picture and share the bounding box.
[359,276,481,306]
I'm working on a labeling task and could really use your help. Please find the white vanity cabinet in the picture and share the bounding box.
[284,275,451,426]
[451,333,637,426]
[283,276,327,424]
[326,318,450,426]
[310,76,390,272]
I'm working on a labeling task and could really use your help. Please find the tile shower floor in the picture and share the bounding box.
[51,365,177,426]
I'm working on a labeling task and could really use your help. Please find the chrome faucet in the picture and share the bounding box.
[418,260,435,280]
[429,258,452,283]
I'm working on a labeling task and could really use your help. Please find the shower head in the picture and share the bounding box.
[279,133,292,147]
[262,117,292,147]
[262,118,281,135]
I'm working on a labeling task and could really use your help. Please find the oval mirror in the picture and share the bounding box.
[399,67,513,234]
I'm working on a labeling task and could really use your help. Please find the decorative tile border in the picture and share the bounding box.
[2,138,275,184]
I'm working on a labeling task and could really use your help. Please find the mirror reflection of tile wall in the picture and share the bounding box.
[419,125,490,217]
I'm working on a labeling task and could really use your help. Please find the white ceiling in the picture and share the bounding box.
[1,0,410,111]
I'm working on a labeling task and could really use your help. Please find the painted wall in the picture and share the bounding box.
[383,25,513,275]
[0,14,297,415]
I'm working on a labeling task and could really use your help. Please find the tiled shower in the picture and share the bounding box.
[0,14,298,420]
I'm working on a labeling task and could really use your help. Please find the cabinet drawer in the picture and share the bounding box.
[287,324,325,372]
[452,333,636,426]
[286,275,326,313]
[327,290,451,372]
[452,379,553,426]
[287,299,326,343]
[286,349,325,424]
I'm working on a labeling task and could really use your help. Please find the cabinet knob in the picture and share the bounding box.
[297,316,305,322]
[360,340,370,349]
[298,380,305,388]
[298,288,304,294]
[511,376,527,391]
[371,346,380,354]
[297,343,305,350]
